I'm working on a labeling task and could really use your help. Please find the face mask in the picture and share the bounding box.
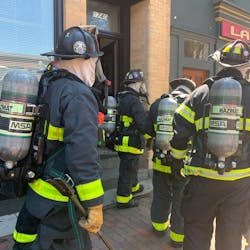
[58,58,97,87]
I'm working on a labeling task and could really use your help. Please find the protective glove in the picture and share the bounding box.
[170,156,185,181]
[78,204,103,233]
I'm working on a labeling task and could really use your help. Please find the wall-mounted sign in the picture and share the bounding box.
[220,20,250,42]
[88,11,110,31]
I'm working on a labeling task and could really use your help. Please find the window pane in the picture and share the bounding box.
[0,0,53,84]
[87,0,120,33]
[184,39,209,60]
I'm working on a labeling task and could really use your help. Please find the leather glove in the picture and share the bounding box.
[78,204,103,233]
[170,156,185,181]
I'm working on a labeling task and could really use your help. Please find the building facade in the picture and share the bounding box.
[0,0,171,103]
[170,0,250,86]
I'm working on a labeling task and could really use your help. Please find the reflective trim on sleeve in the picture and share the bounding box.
[76,179,104,202]
[176,104,195,124]
[120,115,133,127]
[153,158,171,173]
[13,229,37,243]
[195,117,209,131]
[45,122,64,142]
[28,179,69,202]
[170,147,187,160]
[184,165,250,181]
[170,230,184,243]
[152,220,169,232]
[116,194,133,203]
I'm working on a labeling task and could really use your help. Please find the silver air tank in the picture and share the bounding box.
[0,70,39,169]
[207,77,242,174]
[102,96,117,136]
[155,95,178,154]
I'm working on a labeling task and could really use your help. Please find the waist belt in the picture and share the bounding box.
[184,165,250,181]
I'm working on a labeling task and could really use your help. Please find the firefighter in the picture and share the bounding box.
[144,78,196,248]
[13,26,105,250]
[114,69,148,209]
[170,39,250,250]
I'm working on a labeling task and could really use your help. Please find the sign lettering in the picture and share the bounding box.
[221,20,250,42]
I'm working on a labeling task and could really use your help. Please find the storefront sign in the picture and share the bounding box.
[220,20,250,42]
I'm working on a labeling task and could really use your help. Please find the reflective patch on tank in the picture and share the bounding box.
[210,119,227,129]
[157,115,173,124]
[212,105,243,115]
[9,120,32,132]
[0,101,25,114]
[158,124,173,132]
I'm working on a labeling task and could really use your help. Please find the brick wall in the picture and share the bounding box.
[131,0,171,104]
[63,0,86,29]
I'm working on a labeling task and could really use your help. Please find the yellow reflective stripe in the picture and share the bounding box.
[132,183,140,192]
[116,194,133,203]
[13,229,37,243]
[75,179,104,201]
[114,144,144,154]
[239,118,250,131]
[28,179,69,202]
[223,45,241,54]
[170,230,184,243]
[123,136,129,147]
[153,158,171,173]
[144,133,152,139]
[176,104,195,124]
[170,147,187,160]
[152,221,169,231]
[184,165,250,181]
[121,115,133,127]
[46,123,64,141]
[195,117,209,131]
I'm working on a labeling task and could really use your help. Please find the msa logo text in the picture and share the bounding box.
[9,120,32,131]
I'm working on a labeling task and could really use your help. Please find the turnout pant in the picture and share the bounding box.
[182,176,250,250]
[151,170,187,243]
[13,188,91,250]
[117,152,140,199]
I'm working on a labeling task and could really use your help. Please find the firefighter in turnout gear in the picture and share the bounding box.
[170,39,250,250]
[13,26,104,250]
[115,69,148,209]
[144,78,196,248]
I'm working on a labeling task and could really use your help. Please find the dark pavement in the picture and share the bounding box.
[0,193,174,250]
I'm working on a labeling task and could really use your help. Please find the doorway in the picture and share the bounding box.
[99,36,119,96]
[183,67,208,87]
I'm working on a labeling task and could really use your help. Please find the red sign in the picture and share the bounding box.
[220,20,250,42]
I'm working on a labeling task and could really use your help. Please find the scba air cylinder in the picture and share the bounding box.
[0,70,39,169]
[207,77,242,174]
[155,95,178,153]
[102,96,117,136]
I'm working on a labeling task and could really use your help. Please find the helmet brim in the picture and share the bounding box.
[170,78,196,92]
[121,79,138,85]
[209,50,250,68]
[41,51,104,58]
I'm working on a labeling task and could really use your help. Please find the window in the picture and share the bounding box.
[87,0,120,33]
[184,39,209,60]
[0,0,54,83]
